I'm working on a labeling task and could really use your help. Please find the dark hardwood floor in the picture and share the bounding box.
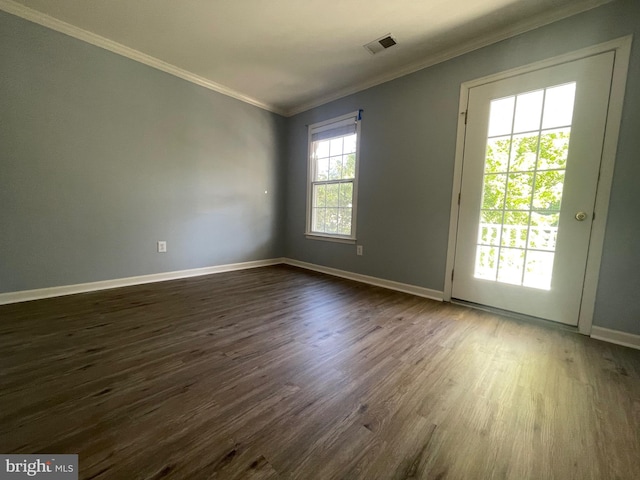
[1,265,639,479]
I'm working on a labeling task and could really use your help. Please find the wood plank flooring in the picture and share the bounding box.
[0,265,639,479]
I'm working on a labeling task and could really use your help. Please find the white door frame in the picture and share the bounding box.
[443,36,633,335]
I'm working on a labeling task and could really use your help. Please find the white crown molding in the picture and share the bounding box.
[0,0,287,116]
[591,326,640,351]
[0,258,285,305]
[283,258,443,301]
[0,0,614,118]
[284,0,615,116]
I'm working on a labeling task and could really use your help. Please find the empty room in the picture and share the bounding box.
[1,0,639,479]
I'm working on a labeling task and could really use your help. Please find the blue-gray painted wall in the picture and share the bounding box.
[0,11,286,292]
[284,0,640,335]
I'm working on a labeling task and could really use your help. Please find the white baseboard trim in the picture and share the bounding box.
[0,258,285,305]
[7,258,635,352]
[283,258,443,302]
[591,326,640,350]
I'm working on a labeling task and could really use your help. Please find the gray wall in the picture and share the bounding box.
[0,11,286,293]
[284,0,640,335]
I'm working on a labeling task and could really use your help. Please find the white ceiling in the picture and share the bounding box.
[1,0,612,116]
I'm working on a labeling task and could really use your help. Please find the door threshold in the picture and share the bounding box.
[450,299,580,334]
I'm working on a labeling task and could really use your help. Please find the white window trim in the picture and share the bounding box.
[305,111,361,243]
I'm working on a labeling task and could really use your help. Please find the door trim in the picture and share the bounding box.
[444,36,633,335]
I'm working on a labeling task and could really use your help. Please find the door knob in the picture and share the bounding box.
[575,211,588,221]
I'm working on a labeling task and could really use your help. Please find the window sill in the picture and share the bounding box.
[305,233,356,245]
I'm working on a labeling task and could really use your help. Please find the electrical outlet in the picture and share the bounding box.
[357,245,363,256]
[157,241,167,253]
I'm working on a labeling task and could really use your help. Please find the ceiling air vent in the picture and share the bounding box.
[364,34,397,55]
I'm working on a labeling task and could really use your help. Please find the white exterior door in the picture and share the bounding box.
[452,52,615,325]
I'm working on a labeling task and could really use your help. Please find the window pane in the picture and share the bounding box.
[328,156,342,180]
[485,136,511,173]
[513,90,544,133]
[314,140,329,159]
[529,212,559,251]
[501,211,530,248]
[482,174,507,210]
[523,250,555,290]
[488,97,515,137]
[342,153,356,179]
[478,210,503,246]
[542,83,576,129]
[510,134,539,172]
[475,246,499,281]
[325,208,339,233]
[329,137,343,157]
[497,248,525,285]
[533,170,565,211]
[338,182,353,208]
[343,134,357,154]
[315,157,329,181]
[538,128,570,170]
[313,184,326,207]
[530,211,560,227]
[505,173,534,210]
[338,208,352,235]
[325,183,339,207]
[312,208,326,232]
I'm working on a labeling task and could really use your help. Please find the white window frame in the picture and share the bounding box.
[305,111,361,243]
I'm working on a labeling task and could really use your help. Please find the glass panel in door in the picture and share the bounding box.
[475,83,576,290]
